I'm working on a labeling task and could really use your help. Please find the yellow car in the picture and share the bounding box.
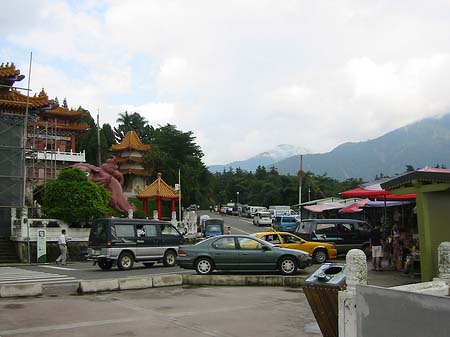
[252,231,337,264]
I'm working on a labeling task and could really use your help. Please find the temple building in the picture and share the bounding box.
[0,62,88,247]
[111,130,150,195]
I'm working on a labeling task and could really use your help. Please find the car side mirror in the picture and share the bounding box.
[262,245,271,251]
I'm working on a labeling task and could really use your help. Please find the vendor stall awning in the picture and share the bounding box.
[341,181,416,200]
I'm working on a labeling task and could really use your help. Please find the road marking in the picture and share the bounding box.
[229,226,250,234]
[39,265,76,271]
[240,219,253,224]
[0,267,77,285]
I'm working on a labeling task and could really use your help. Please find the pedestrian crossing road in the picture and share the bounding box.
[0,267,78,285]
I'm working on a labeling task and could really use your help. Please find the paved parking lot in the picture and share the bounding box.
[0,285,320,337]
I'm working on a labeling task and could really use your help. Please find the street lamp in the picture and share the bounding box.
[236,191,240,205]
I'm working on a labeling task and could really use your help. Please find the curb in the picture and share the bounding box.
[0,274,309,298]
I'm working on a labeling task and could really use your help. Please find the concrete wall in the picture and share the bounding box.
[356,285,450,337]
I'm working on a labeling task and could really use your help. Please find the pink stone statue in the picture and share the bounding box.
[71,157,134,213]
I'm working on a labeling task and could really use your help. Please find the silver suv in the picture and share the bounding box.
[87,218,185,270]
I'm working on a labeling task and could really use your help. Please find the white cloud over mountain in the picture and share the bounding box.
[2,0,450,165]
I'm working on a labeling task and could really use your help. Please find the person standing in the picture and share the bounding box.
[226,226,232,235]
[369,224,384,271]
[56,229,67,265]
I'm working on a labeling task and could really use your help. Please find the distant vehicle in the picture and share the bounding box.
[87,218,184,271]
[251,231,337,264]
[187,204,198,211]
[272,215,298,232]
[253,211,273,227]
[295,219,372,255]
[177,234,312,275]
[269,205,294,218]
[200,218,224,238]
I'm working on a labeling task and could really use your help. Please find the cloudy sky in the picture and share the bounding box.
[2,0,450,165]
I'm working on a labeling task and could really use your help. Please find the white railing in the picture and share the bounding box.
[34,150,86,163]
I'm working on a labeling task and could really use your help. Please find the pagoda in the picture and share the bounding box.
[111,130,150,195]
[137,173,180,220]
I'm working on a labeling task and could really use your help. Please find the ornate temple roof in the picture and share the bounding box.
[137,173,180,199]
[119,168,150,176]
[116,156,145,164]
[0,62,25,85]
[40,105,85,118]
[0,88,52,110]
[111,131,150,152]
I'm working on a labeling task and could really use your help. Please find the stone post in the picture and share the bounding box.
[437,242,450,284]
[338,249,367,337]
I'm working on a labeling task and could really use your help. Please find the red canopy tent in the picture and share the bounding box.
[341,184,416,200]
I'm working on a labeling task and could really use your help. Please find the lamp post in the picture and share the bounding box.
[236,191,240,205]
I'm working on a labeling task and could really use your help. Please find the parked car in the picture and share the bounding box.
[177,234,312,275]
[272,215,298,232]
[251,231,337,264]
[295,219,372,255]
[253,211,273,226]
[87,218,184,271]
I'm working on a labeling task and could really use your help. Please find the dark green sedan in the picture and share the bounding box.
[177,234,312,275]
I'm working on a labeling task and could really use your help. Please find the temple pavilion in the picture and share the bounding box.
[111,130,150,195]
[137,173,180,220]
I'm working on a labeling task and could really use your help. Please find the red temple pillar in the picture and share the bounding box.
[143,199,148,216]
[71,135,76,152]
[171,199,176,212]
[157,197,162,220]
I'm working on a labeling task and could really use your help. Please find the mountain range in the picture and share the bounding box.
[208,114,450,181]
[208,144,310,173]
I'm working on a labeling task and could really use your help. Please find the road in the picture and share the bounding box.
[1,213,268,286]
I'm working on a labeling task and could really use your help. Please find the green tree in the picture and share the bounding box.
[114,111,149,141]
[42,169,110,225]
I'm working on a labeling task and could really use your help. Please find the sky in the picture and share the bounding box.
[2,0,450,165]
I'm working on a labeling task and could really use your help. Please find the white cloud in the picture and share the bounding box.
[3,0,450,165]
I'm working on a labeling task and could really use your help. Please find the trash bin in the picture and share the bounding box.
[303,263,346,337]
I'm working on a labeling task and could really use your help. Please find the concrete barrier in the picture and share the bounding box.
[0,283,42,297]
[79,279,119,293]
[152,274,183,287]
[119,277,153,290]
[183,274,307,287]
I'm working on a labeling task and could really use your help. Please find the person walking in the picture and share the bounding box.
[56,229,68,265]
[369,224,384,271]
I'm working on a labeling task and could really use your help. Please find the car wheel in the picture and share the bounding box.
[98,260,113,271]
[117,252,134,270]
[313,249,328,264]
[163,250,177,267]
[279,256,298,275]
[143,262,155,268]
[195,257,214,275]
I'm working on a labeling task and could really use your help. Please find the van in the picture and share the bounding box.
[295,219,372,255]
[272,215,298,232]
[87,218,185,271]
[253,211,273,226]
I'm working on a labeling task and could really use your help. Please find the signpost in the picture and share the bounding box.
[37,229,46,263]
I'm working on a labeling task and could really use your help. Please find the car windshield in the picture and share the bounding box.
[283,217,297,223]
[206,224,222,232]
[260,213,271,218]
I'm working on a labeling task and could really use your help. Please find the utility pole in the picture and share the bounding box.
[23,52,32,264]
[298,154,303,220]
[97,109,101,166]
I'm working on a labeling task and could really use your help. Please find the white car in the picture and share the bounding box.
[253,211,273,227]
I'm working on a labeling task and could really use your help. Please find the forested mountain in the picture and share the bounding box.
[208,144,310,173]
[208,114,450,181]
[274,114,450,181]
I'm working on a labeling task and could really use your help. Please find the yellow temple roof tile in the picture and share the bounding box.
[111,130,150,152]
[137,173,180,199]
